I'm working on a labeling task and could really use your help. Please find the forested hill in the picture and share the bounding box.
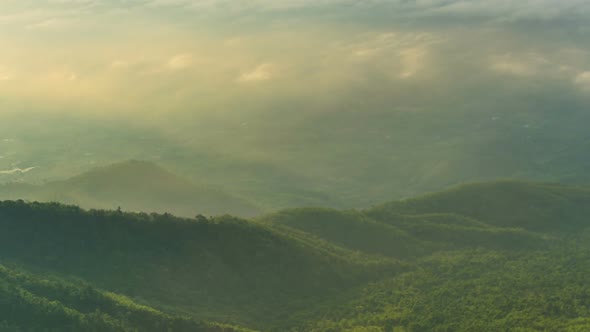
[367,181,590,232]
[0,264,242,332]
[1,180,590,331]
[0,200,398,330]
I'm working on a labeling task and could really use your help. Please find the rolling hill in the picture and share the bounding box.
[367,181,590,232]
[0,160,262,218]
[1,180,590,331]
[0,200,399,330]
[258,183,562,260]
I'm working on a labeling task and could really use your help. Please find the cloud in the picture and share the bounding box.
[47,70,78,81]
[491,60,533,77]
[166,54,194,70]
[135,0,590,27]
[145,0,358,12]
[3,0,590,29]
[0,167,36,175]
[237,63,277,83]
[25,17,75,30]
[0,67,12,81]
[110,60,131,69]
[488,53,568,78]
[0,0,589,118]
[409,0,590,23]
[398,47,428,79]
[575,71,590,91]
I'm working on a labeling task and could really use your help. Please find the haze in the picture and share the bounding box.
[1,0,590,212]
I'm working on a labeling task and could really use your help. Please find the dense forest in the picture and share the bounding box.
[1,180,589,331]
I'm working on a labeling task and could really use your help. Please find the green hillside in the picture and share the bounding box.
[0,264,243,332]
[302,246,590,331]
[258,208,430,258]
[0,200,398,330]
[0,180,589,331]
[0,161,261,218]
[369,181,590,232]
[260,205,548,260]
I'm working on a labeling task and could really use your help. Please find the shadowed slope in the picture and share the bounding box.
[0,264,244,332]
[260,205,548,260]
[258,208,431,258]
[369,181,590,232]
[0,200,399,329]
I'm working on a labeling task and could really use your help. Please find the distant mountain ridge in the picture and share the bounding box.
[258,181,577,260]
[368,180,590,232]
[0,160,261,217]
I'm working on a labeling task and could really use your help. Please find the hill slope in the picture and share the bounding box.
[0,264,243,332]
[368,181,590,232]
[259,208,434,258]
[0,200,398,330]
[0,161,261,218]
[259,205,549,260]
[301,247,590,331]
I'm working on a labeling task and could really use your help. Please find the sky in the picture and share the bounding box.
[1,1,590,208]
[1,0,589,122]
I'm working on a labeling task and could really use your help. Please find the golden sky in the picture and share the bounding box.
[1,1,589,118]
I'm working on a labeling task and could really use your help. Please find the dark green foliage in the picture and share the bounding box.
[302,247,590,331]
[0,200,397,330]
[0,264,239,332]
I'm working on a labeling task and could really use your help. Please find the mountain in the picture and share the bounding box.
[1,180,590,331]
[0,161,262,218]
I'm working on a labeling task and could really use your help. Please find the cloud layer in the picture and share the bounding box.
[0,0,589,119]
